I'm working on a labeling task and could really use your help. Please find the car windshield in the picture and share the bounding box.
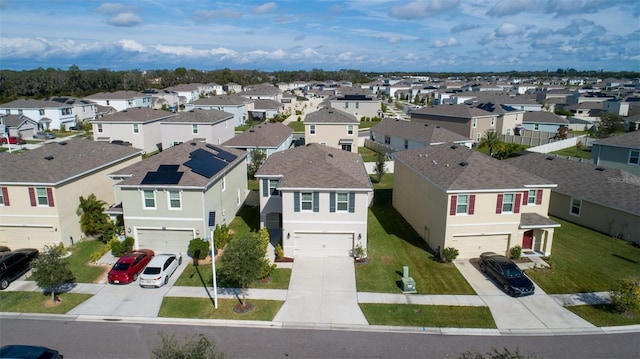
[143,267,161,275]
[503,265,523,278]
[112,263,130,271]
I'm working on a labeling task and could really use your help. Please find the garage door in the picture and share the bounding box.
[451,235,509,259]
[0,226,55,250]
[137,229,194,255]
[294,233,353,258]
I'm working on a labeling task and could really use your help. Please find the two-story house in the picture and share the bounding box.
[0,99,76,131]
[187,95,252,127]
[393,144,559,259]
[255,143,373,258]
[329,93,381,120]
[411,104,508,142]
[84,91,153,112]
[222,122,293,162]
[109,140,248,253]
[522,111,570,133]
[49,97,98,123]
[0,139,142,249]
[304,108,359,153]
[591,131,640,176]
[92,107,177,153]
[1,114,39,139]
[370,118,473,152]
[160,108,235,150]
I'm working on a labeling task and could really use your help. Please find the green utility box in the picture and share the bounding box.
[401,265,416,293]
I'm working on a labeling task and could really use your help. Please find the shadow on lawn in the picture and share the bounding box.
[370,203,435,258]
[233,205,260,233]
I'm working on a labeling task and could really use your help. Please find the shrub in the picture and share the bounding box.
[441,247,459,263]
[90,241,112,263]
[188,238,210,260]
[510,245,522,260]
[275,244,284,259]
[213,224,231,250]
[111,237,134,257]
[610,277,640,315]
[354,243,367,259]
[261,263,277,279]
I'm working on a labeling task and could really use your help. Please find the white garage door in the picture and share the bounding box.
[137,229,194,255]
[451,235,509,259]
[0,226,55,250]
[294,233,353,258]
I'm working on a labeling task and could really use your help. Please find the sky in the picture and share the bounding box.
[0,0,639,73]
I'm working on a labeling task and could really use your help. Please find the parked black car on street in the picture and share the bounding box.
[478,252,535,297]
[0,248,39,290]
[0,345,63,358]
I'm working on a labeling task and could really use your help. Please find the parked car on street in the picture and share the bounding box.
[0,345,63,359]
[0,248,39,290]
[33,131,56,140]
[107,249,155,284]
[478,252,535,297]
[139,254,182,288]
[0,136,26,145]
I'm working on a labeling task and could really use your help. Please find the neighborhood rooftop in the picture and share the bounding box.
[591,130,640,149]
[93,107,177,123]
[371,118,471,144]
[303,108,358,124]
[222,122,293,148]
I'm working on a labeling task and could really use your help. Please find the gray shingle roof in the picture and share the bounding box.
[192,95,250,106]
[523,111,569,124]
[3,114,37,127]
[92,107,177,123]
[371,119,471,144]
[592,131,640,149]
[85,91,148,100]
[0,138,142,185]
[252,99,283,110]
[505,151,640,215]
[393,145,555,192]
[111,140,246,188]
[520,213,560,228]
[304,108,358,124]
[0,99,68,109]
[223,122,293,148]
[255,143,371,189]
[160,108,232,124]
[411,104,493,119]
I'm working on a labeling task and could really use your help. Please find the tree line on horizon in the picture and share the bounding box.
[0,65,637,104]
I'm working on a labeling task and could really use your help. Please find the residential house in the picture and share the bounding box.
[251,99,284,121]
[92,107,177,153]
[255,143,373,258]
[0,99,76,130]
[238,84,283,102]
[563,102,603,121]
[591,131,640,176]
[222,122,293,162]
[0,139,142,249]
[160,108,235,150]
[109,140,248,253]
[329,92,381,120]
[1,114,39,139]
[393,144,558,259]
[187,95,252,127]
[223,82,243,94]
[163,84,200,104]
[506,152,640,246]
[84,91,152,112]
[369,118,473,152]
[304,108,359,153]
[48,97,98,123]
[522,111,570,133]
[141,89,180,109]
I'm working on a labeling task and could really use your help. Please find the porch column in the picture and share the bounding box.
[544,228,554,256]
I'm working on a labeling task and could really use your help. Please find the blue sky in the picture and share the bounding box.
[1,0,638,72]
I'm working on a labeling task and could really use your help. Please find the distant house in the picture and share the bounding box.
[238,84,282,102]
[223,82,243,94]
[251,99,284,120]
[109,140,248,253]
[0,99,77,131]
[329,92,381,120]
[393,144,558,259]
[84,91,153,112]
[0,139,142,249]
[522,111,570,133]
[222,122,293,162]
[506,152,640,246]
[159,108,235,150]
[255,143,373,258]
[92,107,177,153]
[163,84,200,104]
[187,95,252,127]
[1,114,39,139]
[304,108,359,153]
[591,131,640,176]
[369,118,473,152]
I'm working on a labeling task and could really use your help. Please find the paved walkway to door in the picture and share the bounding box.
[273,257,368,325]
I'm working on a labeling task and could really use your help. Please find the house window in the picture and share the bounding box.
[384,136,390,145]
[310,125,316,135]
[490,117,495,126]
[476,133,481,141]
[506,128,511,135]
[341,143,352,152]
[534,123,539,130]
[36,187,49,206]
[301,192,313,211]
[143,190,156,209]
[347,125,354,135]
[528,190,537,204]
[355,102,359,109]
[39,109,44,116]
[344,102,349,109]
[472,118,477,128]
[172,141,183,147]
[404,139,409,149]
[0,187,8,206]
[61,108,72,116]
[192,124,198,134]
[97,124,103,133]
[18,110,23,115]
[570,198,581,216]
[133,124,139,133]
[106,100,110,105]
[450,194,475,215]
[629,150,639,165]
[336,193,349,211]
[269,179,279,196]
[456,195,469,214]
[502,193,515,213]
[168,190,181,209]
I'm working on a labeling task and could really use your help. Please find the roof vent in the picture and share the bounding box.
[450,145,458,149]
[445,163,449,167]
[432,160,437,165]
[460,161,468,166]
[595,167,605,171]
[395,119,399,121]
[58,141,67,145]
[424,124,429,126]
[249,129,255,132]
[44,155,54,160]
[190,142,196,146]
[545,156,554,160]
[436,126,440,128]
[328,153,334,158]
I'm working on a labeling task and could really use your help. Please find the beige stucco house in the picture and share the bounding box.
[393,144,559,259]
[304,108,359,153]
[159,108,235,150]
[329,93,381,120]
[0,139,142,249]
[255,143,373,258]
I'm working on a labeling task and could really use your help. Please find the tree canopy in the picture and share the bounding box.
[30,244,75,303]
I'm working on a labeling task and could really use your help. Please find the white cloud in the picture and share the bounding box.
[389,0,459,20]
[433,37,459,48]
[107,12,143,27]
[96,3,131,14]
[495,23,520,37]
[253,2,277,14]
[119,39,146,52]
[486,0,540,17]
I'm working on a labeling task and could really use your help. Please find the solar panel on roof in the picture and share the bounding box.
[141,171,183,185]
[214,148,237,162]
[190,148,212,158]
[184,156,227,178]
[157,164,180,172]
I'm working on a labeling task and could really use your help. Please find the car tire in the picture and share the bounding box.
[133,273,138,281]
[503,283,513,296]
[0,278,9,290]
[178,256,182,265]
[164,276,168,285]
[479,263,486,272]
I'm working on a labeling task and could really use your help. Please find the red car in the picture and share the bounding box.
[1,136,26,145]
[107,249,154,284]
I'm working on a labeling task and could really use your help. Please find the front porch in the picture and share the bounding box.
[519,213,561,257]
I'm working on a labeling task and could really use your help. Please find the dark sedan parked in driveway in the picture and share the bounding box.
[478,252,535,297]
[107,249,155,284]
[0,248,39,290]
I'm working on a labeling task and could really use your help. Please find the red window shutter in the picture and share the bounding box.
[468,195,476,215]
[450,195,457,215]
[514,193,522,213]
[522,191,528,206]
[536,189,543,205]
[29,188,36,207]
[1,187,9,206]
[46,188,55,207]
[496,194,503,214]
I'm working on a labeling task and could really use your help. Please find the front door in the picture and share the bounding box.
[522,230,533,249]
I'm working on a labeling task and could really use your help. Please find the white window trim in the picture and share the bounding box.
[192,124,198,134]
[133,124,139,134]
[527,189,537,205]
[336,192,349,212]
[628,150,639,165]
[300,192,313,211]
[472,118,477,128]
[570,198,581,216]
[167,190,182,210]
[269,179,280,196]
[456,194,469,215]
[347,125,353,135]
[310,124,316,135]
[490,117,495,126]
[142,189,156,209]
[97,124,103,133]
[502,193,515,213]
[476,132,481,141]
[35,187,49,206]
[221,176,226,191]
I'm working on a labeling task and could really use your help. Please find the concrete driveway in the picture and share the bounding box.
[274,257,368,326]
[67,260,188,317]
[454,259,594,331]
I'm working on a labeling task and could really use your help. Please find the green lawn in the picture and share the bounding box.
[525,217,640,294]
[248,179,259,191]
[359,146,379,162]
[68,240,109,283]
[287,121,305,133]
[360,304,495,328]
[0,291,92,314]
[174,263,291,290]
[550,146,592,159]
[358,121,380,130]
[566,304,640,326]
[228,205,260,237]
[159,297,283,321]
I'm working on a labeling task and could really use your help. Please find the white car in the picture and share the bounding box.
[139,254,182,288]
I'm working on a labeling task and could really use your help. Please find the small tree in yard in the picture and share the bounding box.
[188,238,210,264]
[478,130,503,157]
[441,247,459,263]
[374,152,387,183]
[152,331,226,359]
[31,244,75,304]
[213,223,231,250]
[76,193,114,242]
[218,233,269,309]
[610,277,640,317]
[247,148,267,179]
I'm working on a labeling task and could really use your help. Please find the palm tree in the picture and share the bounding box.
[478,130,502,157]
[76,194,112,240]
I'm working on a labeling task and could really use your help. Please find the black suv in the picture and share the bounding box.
[0,248,39,290]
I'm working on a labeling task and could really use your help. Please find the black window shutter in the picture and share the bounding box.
[313,192,319,212]
[348,192,355,213]
[330,192,336,213]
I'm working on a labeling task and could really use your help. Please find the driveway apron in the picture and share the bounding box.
[454,260,594,330]
[274,257,368,325]
[67,261,189,317]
